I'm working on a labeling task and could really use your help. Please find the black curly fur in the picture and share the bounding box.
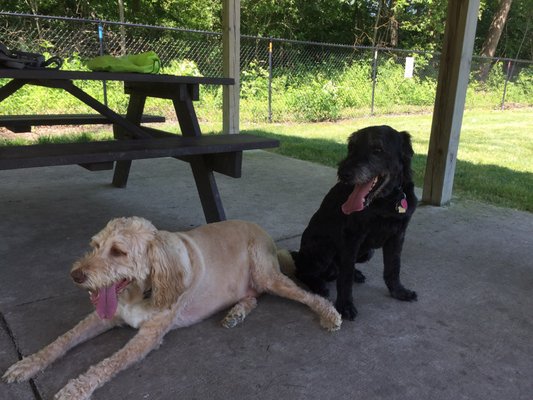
[292,125,418,320]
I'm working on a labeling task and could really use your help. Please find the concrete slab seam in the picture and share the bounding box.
[0,311,43,400]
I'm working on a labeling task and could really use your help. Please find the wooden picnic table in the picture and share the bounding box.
[0,68,279,222]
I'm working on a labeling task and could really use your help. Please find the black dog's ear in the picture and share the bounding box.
[399,131,414,159]
[399,131,414,183]
[346,131,357,153]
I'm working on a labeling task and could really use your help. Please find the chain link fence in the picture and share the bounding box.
[0,12,224,76]
[1,12,532,123]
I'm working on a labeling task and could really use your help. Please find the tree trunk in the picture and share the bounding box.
[372,0,383,48]
[479,0,513,80]
[390,16,399,47]
[118,0,127,55]
[386,0,399,47]
[25,0,41,39]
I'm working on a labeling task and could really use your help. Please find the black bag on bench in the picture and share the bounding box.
[0,42,62,69]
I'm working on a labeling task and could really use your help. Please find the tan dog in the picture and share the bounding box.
[3,217,341,400]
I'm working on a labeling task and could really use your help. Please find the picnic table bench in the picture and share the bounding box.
[0,68,279,222]
[0,113,165,133]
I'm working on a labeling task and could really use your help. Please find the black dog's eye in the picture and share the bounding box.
[372,147,383,154]
[110,245,127,257]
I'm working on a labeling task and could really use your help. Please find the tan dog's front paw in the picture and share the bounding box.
[2,356,43,383]
[54,377,94,400]
[320,309,342,332]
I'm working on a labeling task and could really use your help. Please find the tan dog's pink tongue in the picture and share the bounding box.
[95,283,118,320]
[341,180,374,214]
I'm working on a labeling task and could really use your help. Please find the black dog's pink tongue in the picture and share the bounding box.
[95,283,118,320]
[341,180,374,214]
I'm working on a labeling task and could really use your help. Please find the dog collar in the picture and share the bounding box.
[143,288,152,299]
[396,192,408,213]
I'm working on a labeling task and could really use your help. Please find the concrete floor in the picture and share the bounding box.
[1,151,532,400]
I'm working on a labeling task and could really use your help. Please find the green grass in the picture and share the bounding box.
[2,108,531,212]
[240,108,533,212]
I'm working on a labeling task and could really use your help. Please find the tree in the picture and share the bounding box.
[476,0,532,60]
[477,0,521,81]
[371,0,400,48]
[392,0,448,51]
[1,0,530,59]
[480,0,513,59]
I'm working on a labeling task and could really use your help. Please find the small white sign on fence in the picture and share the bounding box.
[404,56,414,78]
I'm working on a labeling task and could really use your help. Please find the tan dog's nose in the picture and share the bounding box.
[71,269,87,284]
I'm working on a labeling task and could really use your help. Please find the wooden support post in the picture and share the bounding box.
[422,0,480,206]
[222,0,240,134]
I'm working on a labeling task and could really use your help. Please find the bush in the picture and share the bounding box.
[162,59,202,76]
[286,74,340,121]
[337,63,373,109]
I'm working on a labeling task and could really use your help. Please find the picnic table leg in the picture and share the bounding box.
[0,79,27,102]
[172,91,226,223]
[112,94,147,188]
[189,157,227,223]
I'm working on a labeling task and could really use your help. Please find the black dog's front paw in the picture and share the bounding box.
[335,300,358,320]
[390,286,418,302]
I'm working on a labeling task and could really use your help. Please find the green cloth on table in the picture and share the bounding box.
[86,51,161,73]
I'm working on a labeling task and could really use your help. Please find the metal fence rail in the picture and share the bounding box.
[1,11,532,122]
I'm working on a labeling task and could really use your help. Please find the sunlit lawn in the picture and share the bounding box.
[240,108,533,212]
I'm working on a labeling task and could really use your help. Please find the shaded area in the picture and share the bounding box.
[1,152,532,400]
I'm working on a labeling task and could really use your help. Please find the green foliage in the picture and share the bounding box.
[393,0,448,52]
[3,0,222,31]
[3,0,530,58]
[241,61,269,99]
[286,74,341,121]
[162,59,202,76]
[467,63,533,108]
[337,63,374,109]
[373,59,437,110]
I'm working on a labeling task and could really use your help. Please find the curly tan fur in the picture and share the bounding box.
[2,217,341,400]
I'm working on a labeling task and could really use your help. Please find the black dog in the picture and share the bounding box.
[291,125,418,320]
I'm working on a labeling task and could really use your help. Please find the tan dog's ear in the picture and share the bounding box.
[148,232,191,309]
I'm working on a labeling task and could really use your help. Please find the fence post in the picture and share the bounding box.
[371,47,378,115]
[268,38,273,123]
[97,22,108,107]
[500,60,512,110]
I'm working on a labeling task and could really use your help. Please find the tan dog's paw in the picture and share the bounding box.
[2,356,43,383]
[54,376,94,400]
[221,297,257,329]
[221,310,245,328]
[320,308,342,332]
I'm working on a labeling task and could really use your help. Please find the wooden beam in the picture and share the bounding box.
[222,0,240,134]
[422,0,480,206]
